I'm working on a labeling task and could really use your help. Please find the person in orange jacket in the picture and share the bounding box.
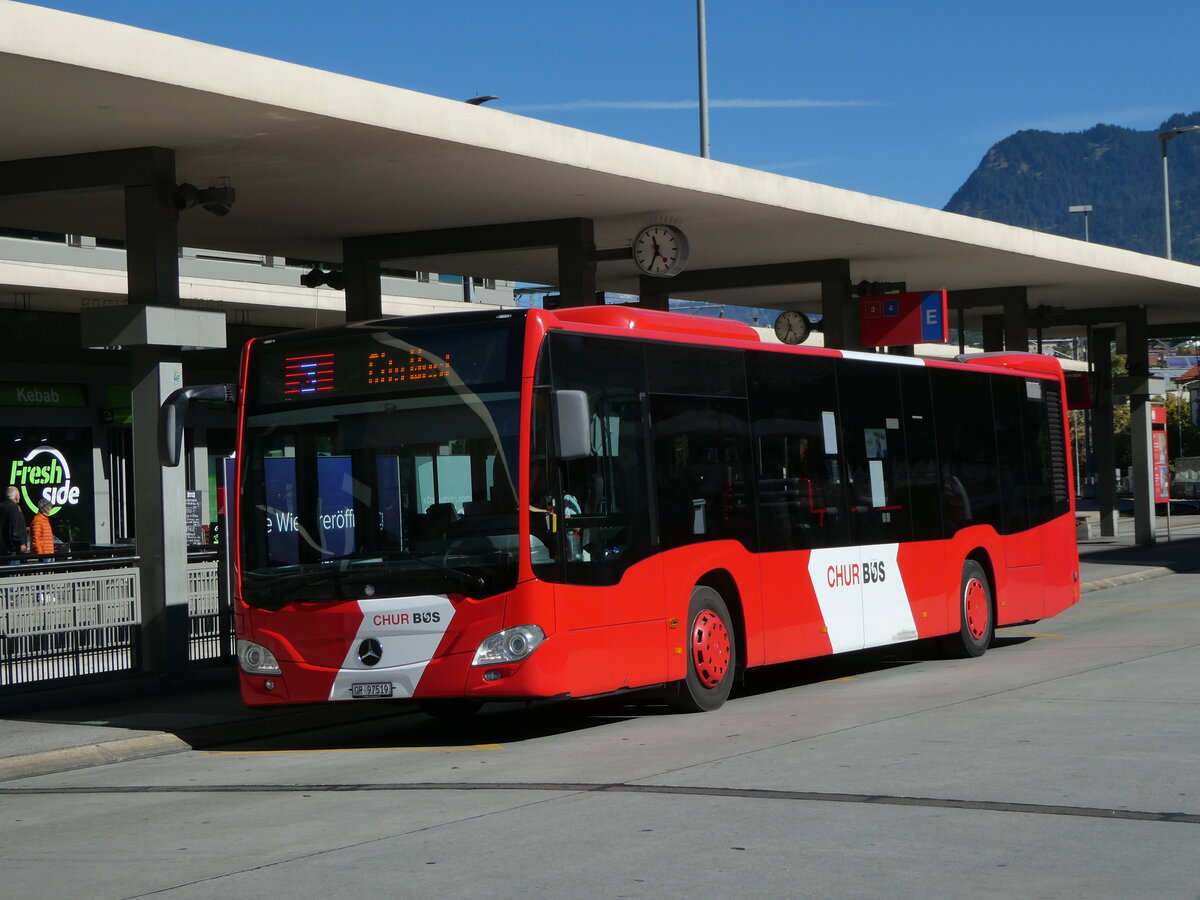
[30,497,55,556]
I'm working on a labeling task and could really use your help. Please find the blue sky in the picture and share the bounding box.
[26,0,1200,209]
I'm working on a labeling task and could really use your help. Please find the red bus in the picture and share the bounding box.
[200,306,1079,712]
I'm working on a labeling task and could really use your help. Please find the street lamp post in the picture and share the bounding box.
[1068,204,1093,242]
[697,0,710,158]
[1159,125,1200,260]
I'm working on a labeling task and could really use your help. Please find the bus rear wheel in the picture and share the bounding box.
[671,586,736,712]
[939,559,994,658]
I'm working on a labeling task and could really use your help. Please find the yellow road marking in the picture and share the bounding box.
[206,744,503,755]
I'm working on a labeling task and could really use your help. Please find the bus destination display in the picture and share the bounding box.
[256,321,519,407]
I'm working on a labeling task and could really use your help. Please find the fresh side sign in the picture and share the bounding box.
[10,445,82,513]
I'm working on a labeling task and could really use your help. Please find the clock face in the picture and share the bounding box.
[774,310,810,345]
[633,225,689,277]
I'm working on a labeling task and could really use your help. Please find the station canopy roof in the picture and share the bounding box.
[3,2,1200,332]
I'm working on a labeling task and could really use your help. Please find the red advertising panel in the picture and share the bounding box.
[859,290,949,348]
[1151,403,1170,502]
[1153,432,1170,502]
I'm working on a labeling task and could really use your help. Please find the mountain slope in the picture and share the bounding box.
[944,113,1200,263]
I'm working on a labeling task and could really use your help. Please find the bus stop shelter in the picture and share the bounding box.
[2,2,1200,672]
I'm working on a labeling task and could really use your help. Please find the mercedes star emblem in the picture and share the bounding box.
[358,638,383,666]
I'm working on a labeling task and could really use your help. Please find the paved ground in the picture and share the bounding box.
[1,518,1198,783]
[0,548,1196,899]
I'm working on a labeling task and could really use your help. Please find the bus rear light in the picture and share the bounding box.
[237,639,282,675]
[472,625,545,666]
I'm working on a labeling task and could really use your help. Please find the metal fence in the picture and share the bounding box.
[186,553,232,664]
[0,551,232,691]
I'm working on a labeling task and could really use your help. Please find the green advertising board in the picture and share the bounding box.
[0,382,87,408]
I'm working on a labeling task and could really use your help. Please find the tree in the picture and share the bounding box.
[1161,389,1200,462]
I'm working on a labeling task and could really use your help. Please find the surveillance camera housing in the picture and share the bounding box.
[169,182,201,212]
[170,182,235,216]
[200,185,236,217]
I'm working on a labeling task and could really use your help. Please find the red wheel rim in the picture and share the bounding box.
[690,608,731,689]
[964,577,988,640]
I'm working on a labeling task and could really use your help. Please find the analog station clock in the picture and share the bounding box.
[773,310,811,345]
[633,224,690,277]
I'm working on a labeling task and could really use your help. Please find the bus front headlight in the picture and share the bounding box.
[472,625,546,666]
[237,639,282,675]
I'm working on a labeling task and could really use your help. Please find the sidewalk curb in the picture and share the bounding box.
[0,703,411,783]
[0,732,189,782]
[1080,562,1200,594]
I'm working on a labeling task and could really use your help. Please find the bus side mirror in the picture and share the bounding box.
[159,383,235,467]
[553,389,591,461]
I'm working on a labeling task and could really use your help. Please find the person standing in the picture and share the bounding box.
[0,485,27,558]
[30,497,55,556]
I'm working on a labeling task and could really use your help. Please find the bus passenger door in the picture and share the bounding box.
[535,335,666,695]
[994,376,1049,622]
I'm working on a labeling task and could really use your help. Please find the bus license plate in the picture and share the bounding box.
[350,682,393,698]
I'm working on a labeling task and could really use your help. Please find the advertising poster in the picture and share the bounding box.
[0,429,95,546]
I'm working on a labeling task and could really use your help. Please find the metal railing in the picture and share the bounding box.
[186,552,234,664]
[0,549,232,691]
[0,556,140,687]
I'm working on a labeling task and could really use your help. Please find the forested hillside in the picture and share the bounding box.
[944,113,1200,264]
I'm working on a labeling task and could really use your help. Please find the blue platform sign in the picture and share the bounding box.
[919,291,947,342]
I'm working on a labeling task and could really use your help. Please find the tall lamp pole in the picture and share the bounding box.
[1159,125,1200,260]
[697,0,710,158]
[1068,204,1093,242]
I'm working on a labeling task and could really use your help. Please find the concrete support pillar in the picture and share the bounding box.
[556,219,597,308]
[981,315,1004,352]
[1004,295,1028,352]
[130,348,190,674]
[820,265,857,350]
[1125,311,1156,546]
[124,181,180,306]
[1092,328,1117,536]
[950,286,1028,352]
[636,276,670,310]
[343,256,382,321]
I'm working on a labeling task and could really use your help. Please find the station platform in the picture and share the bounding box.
[3,521,1198,784]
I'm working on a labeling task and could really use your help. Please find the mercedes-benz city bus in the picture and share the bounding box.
[174,306,1079,713]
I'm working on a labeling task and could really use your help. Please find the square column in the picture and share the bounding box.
[82,305,226,674]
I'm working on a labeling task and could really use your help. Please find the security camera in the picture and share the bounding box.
[299,265,346,290]
[170,182,236,217]
[200,185,236,217]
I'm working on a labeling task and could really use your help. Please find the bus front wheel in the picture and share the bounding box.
[939,559,994,658]
[671,586,736,712]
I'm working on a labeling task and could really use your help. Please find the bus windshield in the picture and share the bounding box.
[238,318,524,607]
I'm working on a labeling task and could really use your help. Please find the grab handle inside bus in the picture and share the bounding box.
[553,389,591,461]
[159,383,236,467]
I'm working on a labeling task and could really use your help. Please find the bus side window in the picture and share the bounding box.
[930,368,1003,531]
[747,351,849,550]
[650,395,753,550]
[835,359,913,546]
[898,367,943,542]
